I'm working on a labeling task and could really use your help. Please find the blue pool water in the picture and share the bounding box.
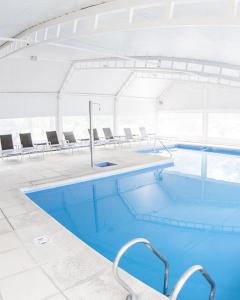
[26,147,240,300]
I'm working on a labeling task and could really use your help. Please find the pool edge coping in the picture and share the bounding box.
[21,159,173,193]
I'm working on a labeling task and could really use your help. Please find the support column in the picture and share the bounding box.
[56,62,76,140]
[202,85,208,144]
[56,93,63,139]
[113,96,119,136]
[154,98,159,135]
[114,72,135,136]
[89,101,95,168]
[155,81,174,136]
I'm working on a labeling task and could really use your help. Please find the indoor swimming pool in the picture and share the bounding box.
[26,147,240,300]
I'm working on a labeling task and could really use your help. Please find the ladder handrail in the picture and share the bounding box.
[113,238,169,300]
[153,138,173,158]
[170,265,216,300]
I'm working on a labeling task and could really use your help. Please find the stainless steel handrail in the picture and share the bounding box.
[113,238,169,300]
[153,138,173,158]
[170,265,216,300]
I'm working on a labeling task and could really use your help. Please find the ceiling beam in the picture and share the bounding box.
[49,41,133,61]
[73,56,240,87]
[58,62,76,95]
[0,37,28,42]
[115,71,135,97]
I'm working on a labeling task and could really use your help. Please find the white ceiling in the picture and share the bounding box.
[75,27,240,65]
[1,0,240,66]
[12,26,240,66]
[0,0,110,45]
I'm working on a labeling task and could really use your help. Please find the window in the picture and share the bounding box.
[63,116,89,139]
[94,115,114,137]
[208,113,240,140]
[157,113,203,139]
[0,117,56,144]
[118,115,155,135]
[63,115,113,139]
[118,98,156,135]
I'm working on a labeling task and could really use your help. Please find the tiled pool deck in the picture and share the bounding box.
[0,147,169,300]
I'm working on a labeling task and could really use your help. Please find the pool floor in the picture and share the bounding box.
[26,148,240,300]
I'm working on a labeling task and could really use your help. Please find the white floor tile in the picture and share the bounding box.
[0,248,35,279]
[42,250,108,290]
[2,204,35,218]
[0,268,59,300]
[64,272,125,300]
[64,269,167,300]
[0,220,12,235]
[0,232,21,253]
[46,294,66,300]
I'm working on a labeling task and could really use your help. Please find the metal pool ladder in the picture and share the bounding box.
[153,138,173,158]
[113,238,216,300]
[113,238,169,299]
[170,265,215,300]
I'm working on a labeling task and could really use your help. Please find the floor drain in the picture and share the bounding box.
[33,235,50,246]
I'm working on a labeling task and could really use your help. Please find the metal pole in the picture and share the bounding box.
[113,96,118,136]
[89,101,94,168]
[56,93,63,140]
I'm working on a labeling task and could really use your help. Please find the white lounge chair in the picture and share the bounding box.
[0,134,22,159]
[19,133,44,158]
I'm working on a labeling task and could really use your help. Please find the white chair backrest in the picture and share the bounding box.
[139,127,147,138]
[124,128,133,139]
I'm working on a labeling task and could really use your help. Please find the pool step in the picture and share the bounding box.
[113,238,216,300]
